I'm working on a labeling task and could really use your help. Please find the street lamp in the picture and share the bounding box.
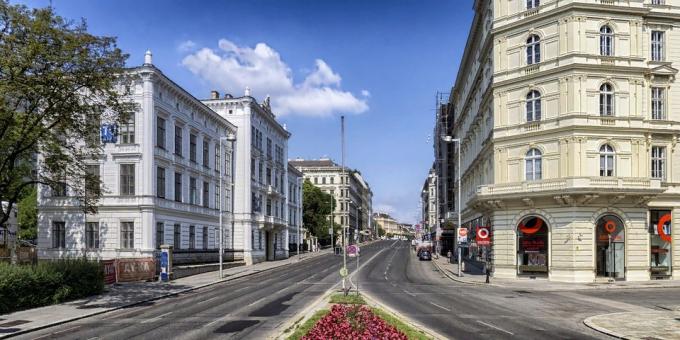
[219,133,237,279]
[296,177,303,260]
[441,135,462,277]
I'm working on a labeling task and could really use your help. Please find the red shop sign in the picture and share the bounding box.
[102,260,117,284]
[521,238,545,252]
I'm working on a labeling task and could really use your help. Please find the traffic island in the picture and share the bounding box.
[584,310,680,339]
[284,293,432,340]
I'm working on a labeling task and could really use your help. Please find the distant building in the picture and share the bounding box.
[290,158,373,242]
[0,202,18,248]
[374,213,401,237]
[287,163,304,252]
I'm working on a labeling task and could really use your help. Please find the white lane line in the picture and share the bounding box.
[402,290,416,297]
[198,296,219,304]
[429,301,451,312]
[140,311,172,324]
[247,297,266,307]
[231,286,251,294]
[476,320,514,335]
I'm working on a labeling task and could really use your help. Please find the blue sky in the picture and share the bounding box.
[20,0,473,223]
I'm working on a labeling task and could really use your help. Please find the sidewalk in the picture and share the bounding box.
[584,310,680,339]
[431,255,680,291]
[0,250,330,339]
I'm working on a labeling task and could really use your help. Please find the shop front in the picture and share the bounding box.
[516,216,549,276]
[595,214,625,280]
[650,210,672,279]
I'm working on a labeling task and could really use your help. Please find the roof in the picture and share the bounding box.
[289,159,340,168]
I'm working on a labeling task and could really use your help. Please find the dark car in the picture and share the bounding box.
[419,250,432,261]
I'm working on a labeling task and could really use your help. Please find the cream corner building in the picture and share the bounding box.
[452,0,680,282]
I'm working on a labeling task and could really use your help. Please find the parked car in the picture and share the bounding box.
[419,250,432,261]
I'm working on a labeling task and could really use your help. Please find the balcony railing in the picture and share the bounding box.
[477,177,661,196]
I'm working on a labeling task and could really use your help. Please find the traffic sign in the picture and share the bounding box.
[347,245,357,257]
[457,228,468,243]
[340,267,348,277]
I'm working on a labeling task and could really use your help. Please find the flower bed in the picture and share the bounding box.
[302,304,407,340]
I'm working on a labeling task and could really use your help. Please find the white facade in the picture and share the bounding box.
[203,92,291,264]
[37,53,237,262]
[450,0,680,282]
[287,163,304,252]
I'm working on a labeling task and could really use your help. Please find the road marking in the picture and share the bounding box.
[231,286,251,294]
[140,311,172,324]
[429,301,451,311]
[33,326,81,340]
[198,296,219,304]
[247,297,266,306]
[476,320,514,335]
[402,290,416,297]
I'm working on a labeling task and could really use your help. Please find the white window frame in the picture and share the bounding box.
[651,146,666,180]
[526,35,541,65]
[651,31,664,62]
[600,25,614,56]
[600,83,615,116]
[525,148,542,181]
[527,0,540,9]
[599,144,616,177]
[651,87,666,120]
[526,90,542,122]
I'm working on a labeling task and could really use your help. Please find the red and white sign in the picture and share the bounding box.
[476,226,491,246]
[457,228,468,243]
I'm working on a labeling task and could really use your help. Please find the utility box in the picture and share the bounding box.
[159,245,173,282]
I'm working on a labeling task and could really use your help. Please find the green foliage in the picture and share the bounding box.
[0,1,137,227]
[329,292,366,305]
[370,307,432,340]
[303,180,338,240]
[378,226,386,237]
[286,308,330,340]
[0,259,104,314]
[17,186,37,240]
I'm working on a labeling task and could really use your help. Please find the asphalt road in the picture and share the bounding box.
[16,241,384,340]
[17,240,680,339]
[358,240,680,340]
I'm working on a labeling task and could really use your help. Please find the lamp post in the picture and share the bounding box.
[219,133,237,279]
[441,136,462,277]
[296,177,303,260]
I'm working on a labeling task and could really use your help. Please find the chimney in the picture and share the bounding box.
[210,90,220,100]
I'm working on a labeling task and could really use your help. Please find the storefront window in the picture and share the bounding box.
[517,216,548,275]
[650,210,672,278]
[596,215,625,279]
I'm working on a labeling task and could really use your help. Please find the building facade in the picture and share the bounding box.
[287,163,305,252]
[203,91,291,264]
[38,52,237,264]
[290,158,373,242]
[449,0,680,282]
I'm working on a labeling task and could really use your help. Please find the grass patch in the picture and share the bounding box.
[286,308,329,340]
[371,306,432,340]
[329,292,366,305]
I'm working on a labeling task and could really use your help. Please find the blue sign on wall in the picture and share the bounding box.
[100,123,118,144]
[160,251,169,282]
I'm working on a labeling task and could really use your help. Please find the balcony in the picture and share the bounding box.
[477,177,662,197]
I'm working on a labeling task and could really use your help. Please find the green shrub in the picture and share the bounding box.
[0,259,104,314]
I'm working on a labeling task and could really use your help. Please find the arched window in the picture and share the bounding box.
[527,0,540,9]
[599,144,615,176]
[600,25,614,56]
[599,83,614,116]
[525,148,542,181]
[526,35,541,65]
[517,216,548,276]
[526,90,541,122]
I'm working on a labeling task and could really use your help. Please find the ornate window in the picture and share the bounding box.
[651,31,664,61]
[599,144,615,176]
[600,25,614,56]
[526,90,542,122]
[525,148,542,181]
[651,146,666,180]
[526,35,541,65]
[599,83,615,116]
[527,0,540,9]
[651,87,665,120]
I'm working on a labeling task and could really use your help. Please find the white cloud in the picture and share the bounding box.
[361,90,371,97]
[181,39,368,117]
[374,203,396,215]
[177,40,197,52]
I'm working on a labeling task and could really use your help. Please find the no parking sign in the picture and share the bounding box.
[476,226,491,246]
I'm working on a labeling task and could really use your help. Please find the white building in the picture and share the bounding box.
[287,163,304,252]
[203,91,291,264]
[37,52,237,264]
[449,0,680,282]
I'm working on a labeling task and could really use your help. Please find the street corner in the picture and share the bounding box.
[584,310,680,340]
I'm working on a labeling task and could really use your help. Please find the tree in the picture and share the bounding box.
[302,180,338,241]
[17,186,36,240]
[0,1,136,230]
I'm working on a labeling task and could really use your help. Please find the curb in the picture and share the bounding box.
[362,291,447,340]
[1,251,331,339]
[430,257,490,287]
[582,313,628,339]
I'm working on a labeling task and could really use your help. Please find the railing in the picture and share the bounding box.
[600,117,615,126]
[524,65,539,75]
[600,0,616,4]
[524,122,541,131]
[523,8,539,17]
[477,177,661,195]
